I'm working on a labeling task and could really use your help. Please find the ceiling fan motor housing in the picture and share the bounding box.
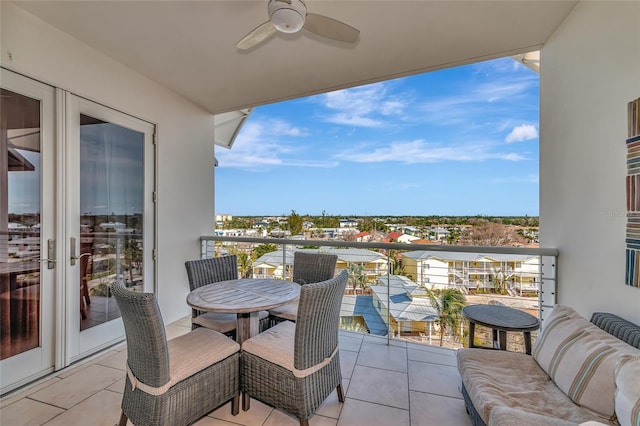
[268,0,307,33]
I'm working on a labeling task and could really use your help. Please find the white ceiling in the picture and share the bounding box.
[14,1,577,115]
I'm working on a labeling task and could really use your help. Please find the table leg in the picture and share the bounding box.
[524,331,532,355]
[236,312,261,344]
[498,330,507,351]
[467,321,475,348]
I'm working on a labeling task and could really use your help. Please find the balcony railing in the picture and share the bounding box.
[200,235,558,350]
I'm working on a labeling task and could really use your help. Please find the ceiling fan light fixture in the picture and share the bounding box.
[271,9,305,33]
[268,0,307,33]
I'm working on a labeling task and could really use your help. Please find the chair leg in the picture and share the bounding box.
[118,412,128,426]
[242,392,250,411]
[299,419,309,426]
[231,394,240,415]
[336,383,345,402]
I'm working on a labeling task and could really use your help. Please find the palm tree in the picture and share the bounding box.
[426,288,467,347]
[346,263,366,294]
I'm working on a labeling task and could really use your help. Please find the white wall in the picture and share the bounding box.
[1,3,215,322]
[540,1,640,323]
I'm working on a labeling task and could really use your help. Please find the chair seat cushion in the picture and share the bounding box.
[242,321,335,378]
[193,312,237,333]
[193,311,270,333]
[268,301,299,321]
[168,327,239,386]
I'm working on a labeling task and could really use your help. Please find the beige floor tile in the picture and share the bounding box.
[195,416,245,425]
[407,361,462,399]
[407,348,458,367]
[409,391,472,426]
[0,377,61,409]
[0,397,65,426]
[96,349,128,371]
[209,398,272,426]
[171,315,193,328]
[29,364,124,409]
[166,324,192,340]
[356,342,408,373]
[315,387,345,419]
[41,390,128,426]
[339,350,358,379]
[263,409,337,426]
[106,378,126,394]
[347,365,409,409]
[405,342,457,355]
[339,334,364,352]
[337,398,410,426]
[363,334,407,348]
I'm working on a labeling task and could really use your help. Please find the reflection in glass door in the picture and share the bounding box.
[78,114,145,331]
[66,96,155,359]
[1,70,55,393]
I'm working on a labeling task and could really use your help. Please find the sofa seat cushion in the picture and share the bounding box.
[457,348,609,424]
[488,406,594,426]
[615,355,640,426]
[533,305,640,418]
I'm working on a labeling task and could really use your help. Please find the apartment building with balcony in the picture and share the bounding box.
[403,250,540,294]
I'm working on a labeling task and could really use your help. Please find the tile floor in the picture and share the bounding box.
[0,317,472,426]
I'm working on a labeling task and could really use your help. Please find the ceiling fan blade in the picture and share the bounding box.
[236,21,278,50]
[303,13,359,43]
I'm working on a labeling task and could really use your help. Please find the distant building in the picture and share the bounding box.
[402,250,540,294]
[252,247,388,282]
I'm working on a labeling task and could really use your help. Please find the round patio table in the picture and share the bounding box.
[462,304,540,354]
[187,278,300,344]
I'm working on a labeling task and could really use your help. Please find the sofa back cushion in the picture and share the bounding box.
[533,305,640,418]
[615,355,640,426]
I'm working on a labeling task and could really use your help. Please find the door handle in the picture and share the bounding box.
[39,239,56,269]
[70,237,91,266]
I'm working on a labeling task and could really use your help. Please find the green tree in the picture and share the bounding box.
[252,243,278,259]
[346,263,366,293]
[287,209,304,235]
[426,288,467,347]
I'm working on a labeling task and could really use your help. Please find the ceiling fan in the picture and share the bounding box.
[236,0,360,50]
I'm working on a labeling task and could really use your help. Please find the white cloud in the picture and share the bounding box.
[336,139,526,164]
[320,82,407,128]
[216,120,335,170]
[505,124,538,143]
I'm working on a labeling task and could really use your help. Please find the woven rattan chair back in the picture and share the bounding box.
[293,270,348,371]
[292,252,337,285]
[185,255,239,291]
[112,280,170,388]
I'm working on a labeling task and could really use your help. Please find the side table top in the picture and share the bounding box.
[462,304,540,331]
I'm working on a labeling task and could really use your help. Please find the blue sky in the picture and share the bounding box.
[215,57,539,217]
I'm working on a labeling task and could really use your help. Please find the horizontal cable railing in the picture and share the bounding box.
[200,235,558,350]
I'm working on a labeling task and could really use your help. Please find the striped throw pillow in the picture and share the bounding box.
[615,355,640,426]
[533,305,619,417]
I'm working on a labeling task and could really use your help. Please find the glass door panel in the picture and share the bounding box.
[0,70,55,394]
[78,114,145,331]
[66,95,154,360]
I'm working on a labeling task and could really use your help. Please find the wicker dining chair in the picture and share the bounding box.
[268,252,338,324]
[112,280,240,426]
[241,270,348,426]
[185,256,270,336]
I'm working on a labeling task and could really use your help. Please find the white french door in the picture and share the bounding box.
[1,70,156,393]
[65,95,155,361]
[0,69,56,392]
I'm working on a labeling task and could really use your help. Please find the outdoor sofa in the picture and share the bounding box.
[457,305,640,426]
